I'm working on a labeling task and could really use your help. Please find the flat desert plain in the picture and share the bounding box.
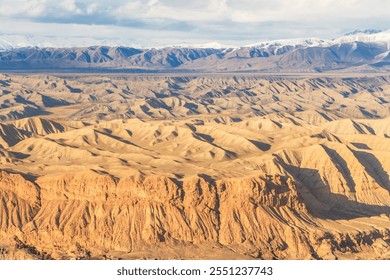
[0,73,390,259]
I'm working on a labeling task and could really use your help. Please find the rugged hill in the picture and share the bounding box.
[0,74,389,122]
[0,74,390,259]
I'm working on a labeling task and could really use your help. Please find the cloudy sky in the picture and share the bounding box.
[0,0,390,46]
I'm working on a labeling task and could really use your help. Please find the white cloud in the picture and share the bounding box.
[0,0,389,45]
[59,0,83,15]
[0,0,49,17]
[86,3,99,15]
[0,0,389,22]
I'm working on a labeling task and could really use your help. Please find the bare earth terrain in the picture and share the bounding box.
[0,73,390,259]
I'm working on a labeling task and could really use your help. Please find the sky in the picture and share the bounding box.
[0,0,390,47]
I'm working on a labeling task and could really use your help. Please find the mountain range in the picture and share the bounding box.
[1,29,390,72]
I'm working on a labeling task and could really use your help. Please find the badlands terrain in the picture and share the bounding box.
[0,73,390,259]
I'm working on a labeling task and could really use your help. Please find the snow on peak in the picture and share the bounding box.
[0,34,142,51]
[344,29,383,36]
[333,29,390,44]
[162,42,236,49]
[245,38,325,48]
[1,29,390,52]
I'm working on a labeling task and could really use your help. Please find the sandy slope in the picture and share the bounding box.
[0,74,390,260]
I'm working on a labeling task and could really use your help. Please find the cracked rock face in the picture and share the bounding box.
[1,170,389,260]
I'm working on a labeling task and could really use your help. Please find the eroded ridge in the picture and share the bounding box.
[0,74,390,259]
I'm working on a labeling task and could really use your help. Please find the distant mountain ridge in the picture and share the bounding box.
[1,29,390,72]
[344,29,383,36]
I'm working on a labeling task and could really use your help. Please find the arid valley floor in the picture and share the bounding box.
[0,73,390,259]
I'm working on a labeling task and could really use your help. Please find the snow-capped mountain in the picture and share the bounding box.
[0,34,237,52]
[344,29,383,36]
[169,42,236,49]
[245,30,390,50]
[245,38,325,49]
[1,29,390,51]
[1,29,390,72]
[0,34,143,51]
[332,29,390,45]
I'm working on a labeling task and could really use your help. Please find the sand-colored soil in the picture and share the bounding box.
[0,74,390,259]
